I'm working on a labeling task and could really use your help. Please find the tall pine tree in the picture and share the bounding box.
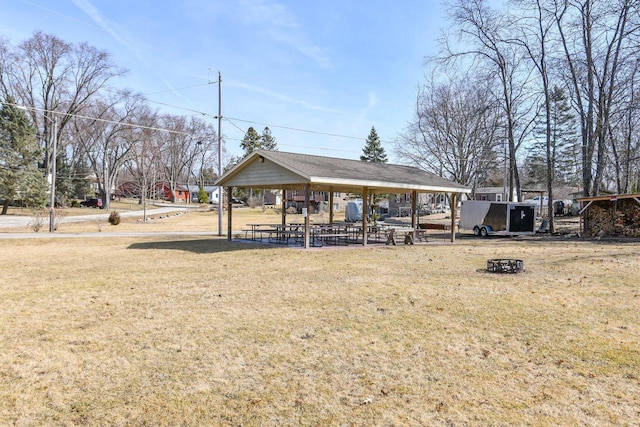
[240,127,262,155]
[360,126,387,163]
[527,86,577,187]
[0,97,47,213]
[240,126,278,206]
[360,126,387,218]
[240,126,278,155]
[260,127,277,151]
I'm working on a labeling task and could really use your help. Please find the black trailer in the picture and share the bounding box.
[460,201,536,237]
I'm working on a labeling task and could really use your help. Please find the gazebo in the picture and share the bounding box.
[215,150,471,248]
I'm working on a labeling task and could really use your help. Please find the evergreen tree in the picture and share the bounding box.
[240,127,262,155]
[551,89,579,186]
[530,86,577,186]
[70,154,94,199]
[240,126,278,156]
[54,151,76,207]
[260,126,278,151]
[360,126,387,217]
[360,126,387,163]
[0,97,47,213]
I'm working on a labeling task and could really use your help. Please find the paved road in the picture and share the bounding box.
[0,205,198,237]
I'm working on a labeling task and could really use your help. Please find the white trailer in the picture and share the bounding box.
[460,200,536,237]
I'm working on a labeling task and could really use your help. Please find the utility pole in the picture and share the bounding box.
[49,116,57,232]
[217,71,223,236]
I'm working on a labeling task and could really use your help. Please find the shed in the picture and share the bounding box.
[578,193,640,237]
[215,150,471,248]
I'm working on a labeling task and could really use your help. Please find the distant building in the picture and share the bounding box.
[474,187,511,202]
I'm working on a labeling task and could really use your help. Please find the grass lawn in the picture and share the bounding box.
[0,211,638,425]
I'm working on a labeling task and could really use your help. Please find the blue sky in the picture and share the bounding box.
[2,0,447,161]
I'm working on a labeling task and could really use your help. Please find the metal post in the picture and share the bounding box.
[217,71,223,236]
[49,117,57,232]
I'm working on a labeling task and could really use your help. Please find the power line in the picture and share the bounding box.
[5,102,192,136]
[144,98,218,118]
[7,96,396,148]
[141,97,384,148]
[140,95,379,143]
[142,81,216,96]
[224,120,361,154]
[224,116,364,141]
[222,135,360,154]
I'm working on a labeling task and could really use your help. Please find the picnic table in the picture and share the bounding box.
[243,223,279,241]
[241,223,422,247]
[310,224,351,246]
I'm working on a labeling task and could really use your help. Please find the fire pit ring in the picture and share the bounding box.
[486,259,524,274]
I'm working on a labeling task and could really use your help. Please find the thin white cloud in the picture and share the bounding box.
[355,91,379,123]
[236,0,332,68]
[71,0,194,104]
[71,0,130,47]
[229,80,347,115]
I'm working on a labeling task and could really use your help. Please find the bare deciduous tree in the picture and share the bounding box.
[125,106,161,221]
[553,0,637,196]
[4,31,125,174]
[159,115,217,203]
[443,0,532,201]
[71,91,145,210]
[397,72,502,192]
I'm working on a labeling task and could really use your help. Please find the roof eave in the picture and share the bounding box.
[310,177,471,193]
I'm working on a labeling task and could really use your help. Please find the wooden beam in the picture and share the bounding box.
[411,190,417,241]
[450,192,457,243]
[329,189,334,224]
[226,187,233,241]
[281,187,287,225]
[362,187,369,246]
[304,184,310,249]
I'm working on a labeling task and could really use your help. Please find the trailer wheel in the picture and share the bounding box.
[473,226,481,237]
[480,227,489,237]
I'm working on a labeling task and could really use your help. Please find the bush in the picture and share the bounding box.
[108,210,121,225]
[197,188,209,204]
[29,210,46,232]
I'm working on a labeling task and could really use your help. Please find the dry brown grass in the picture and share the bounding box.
[0,214,638,426]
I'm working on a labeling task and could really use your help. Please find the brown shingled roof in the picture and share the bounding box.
[217,150,471,194]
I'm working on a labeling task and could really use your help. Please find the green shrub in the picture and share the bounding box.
[197,188,209,204]
[108,210,121,225]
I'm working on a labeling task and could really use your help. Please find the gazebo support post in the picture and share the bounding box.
[329,189,334,224]
[411,190,418,240]
[281,187,286,225]
[304,184,310,249]
[362,187,369,246]
[226,187,233,241]
[450,192,457,242]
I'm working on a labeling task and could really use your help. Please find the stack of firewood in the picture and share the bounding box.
[586,200,640,237]
[623,200,640,237]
